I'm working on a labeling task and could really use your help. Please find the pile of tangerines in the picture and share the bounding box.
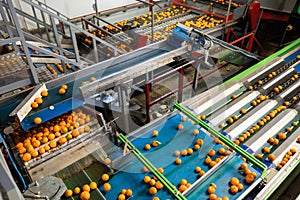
[13,109,92,163]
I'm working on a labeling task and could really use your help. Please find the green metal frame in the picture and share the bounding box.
[118,134,187,200]
[173,103,267,173]
[224,38,300,85]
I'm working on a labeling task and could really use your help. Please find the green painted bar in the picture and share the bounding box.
[174,103,267,171]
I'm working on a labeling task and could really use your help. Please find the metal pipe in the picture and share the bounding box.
[222,0,232,40]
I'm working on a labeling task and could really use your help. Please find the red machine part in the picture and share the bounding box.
[248,1,260,31]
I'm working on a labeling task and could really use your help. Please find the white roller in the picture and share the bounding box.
[209,91,260,126]
[227,100,278,139]
[247,58,284,83]
[249,109,298,152]
[194,83,242,115]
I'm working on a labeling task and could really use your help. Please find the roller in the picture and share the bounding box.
[244,109,298,152]
[272,126,300,165]
[244,57,285,88]
[224,99,278,139]
[208,91,260,128]
[187,83,243,116]
[260,68,296,95]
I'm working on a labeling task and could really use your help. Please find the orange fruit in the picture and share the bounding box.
[58,137,67,145]
[180,179,187,185]
[240,163,248,170]
[193,129,199,135]
[31,150,39,158]
[61,126,68,134]
[194,144,200,150]
[152,197,160,200]
[262,147,270,154]
[245,173,255,184]
[22,153,31,162]
[102,174,109,181]
[43,144,50,151]
[90,77,96,82]
[149,179,156,186]
[181,149,188,156]
[210,183,217,189]
[237,183,244,191]
[142,166,149,172]
[187,148,193,155]
[158,167,164,174]
[152,130,159,137]
[54,132,61,137]
[121,189,127,194]
[49,141,57,148]
[53,125,61,132]
[84,125,90,132]
[31,102,39,109]
[277,132,286,140]
[72,129,79,138]
[209,161,217,168]
[73,187,80,194]
[38,147,45,155]
[181,117,187,122]
[118,194,126,200]
[18,147,26,154]
[26,145,34,153]
[208,149,215,156]
[41,90,48,97]
[155,181,163,190]
[125,189,133,197]
[32,140,41,148]
[290,148,297,154]
[61,84,68,89]
[34,117,42,124]
[230,177,239,186]
[218,148,225,155]
[268,154,276,161]
[104,157,111,165]
[230,185,238,194]
[144,176,151,183]
[149,186,157,195]
[240,109,247,115]
[223,196,229,200]
[58,88,66,95]
[178,185,187,193]
[80,191,90,200]
[195,166,201,173]
[65,189,73,197]
[82,184,90,192]
[48,133,55,141]
[144,144,151,150]
[205,157,212,165]
[103,183,111,191]
[199,170,205,177]
[196,139,204,145]
[209,194,217,200]
[90,182,97,190]
[177,124,184,130]
[175,158,181,165]
[35,97,43,104]
[200,115,206,120]
[174,150,180,156]
[268,137,274,143]
[207,186,215,194]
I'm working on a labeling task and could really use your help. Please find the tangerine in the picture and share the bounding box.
[149,187,157,195]
[144,176,151,183]
[73,187,80,194]
[118,194,126,200]
[103,183,111,191]
[152,130,159,137]
[34,117,42,124]
[230,185,238,194]
[35,97,43,104]
[268,154,276,161]
[102,174,109,181]
[207,186,215,194]
[230,177,239,186]
[58,88,66,95]
[65,189,73,197]
[125,189,133,196]
[80,191,90,200]
[144,144,151,150]
[82,184,90,192]
[22,153,31,162]
[41,90,48,97]
[31,102,39,108]
[178,185,187,193]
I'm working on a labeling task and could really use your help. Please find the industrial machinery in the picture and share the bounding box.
[0,1,299,200]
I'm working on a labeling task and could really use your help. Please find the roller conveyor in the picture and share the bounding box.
[244,109,298,152]
[224,99,278,139]
[208,91,260,128]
